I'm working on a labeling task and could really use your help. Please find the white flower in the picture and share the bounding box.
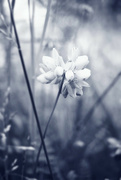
[62,48,91,98]
[37,48,91,98]
[37,48,65,84]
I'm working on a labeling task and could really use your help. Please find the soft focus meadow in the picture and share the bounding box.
[0,0,121,180]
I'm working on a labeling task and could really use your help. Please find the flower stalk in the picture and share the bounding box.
[7,1,54,180]
[73,71,121,140]
[36,0,52,61]
[34,73,65,174]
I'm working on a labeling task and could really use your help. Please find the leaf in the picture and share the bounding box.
[0,133,6,146]
[0,29,12,41]
[0,14,5,22]
[74,140,85,148]
[0,29,8,36]
[6,36,13,41]
[14,146,35,151]
[11,159,17,167]
[11,165,19,171]
[80,4,94,14]
[4,125,11,133]
[107,137,121,149]
[5,87,11,97]
[107,137,121,157]
[0,113,4,121]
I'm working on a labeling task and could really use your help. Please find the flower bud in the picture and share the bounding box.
[54,66,64,76]
[65,70,74,81]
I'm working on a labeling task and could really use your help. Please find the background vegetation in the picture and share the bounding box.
[0,0,121,179]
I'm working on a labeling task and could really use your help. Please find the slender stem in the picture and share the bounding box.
[4,148,8,180]
[21,151,26,180]
[2,110,8,180]
[28,0,35,93]
[75,71,121,137]
[28,0,36,146]
[36,0,52,62]
[7,1,54,180]
[34,74,65,174]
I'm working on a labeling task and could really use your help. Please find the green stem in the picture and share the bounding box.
[7,1,54,180]
[34,74,65,174]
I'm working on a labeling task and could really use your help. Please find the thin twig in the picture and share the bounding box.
[28,0,36,145]
[76,71,121,137]
[10,0,16,33]
[28,0,35,92]
[89,78,118,137]
[21,151,26,180]
[7,1,54,179]
[36,0,52,62]
[34,74,65,174]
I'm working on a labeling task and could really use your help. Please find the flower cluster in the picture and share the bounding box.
[37,48,91,98]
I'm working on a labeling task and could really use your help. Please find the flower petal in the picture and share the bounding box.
[52,48,60,65]
[61,83,68,98]
[42,56,56,69]
[64,61,75,71]
[39,63,48,72]
[39,68,45,74]
[66,83,76,98]
[37,74,50,84]
[75,79,90,87]
[75,55,89,70]
[54,66,64,76]
[75,68,91,80]
[52,48,65,67]
[51,76,62,84]
[79,81,90,87]
[44,71,55,81]
[58,56,65,67]
[68,47,79,61]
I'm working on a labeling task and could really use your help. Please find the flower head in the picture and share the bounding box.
[37,48,91,98]
[37,48,65,84]
[62,48,91,98]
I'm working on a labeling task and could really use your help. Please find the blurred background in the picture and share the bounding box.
[0,0,121,179]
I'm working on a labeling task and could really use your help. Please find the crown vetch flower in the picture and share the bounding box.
[62,48,91,98]
[37,48,65,84]
[37,48,91,98]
